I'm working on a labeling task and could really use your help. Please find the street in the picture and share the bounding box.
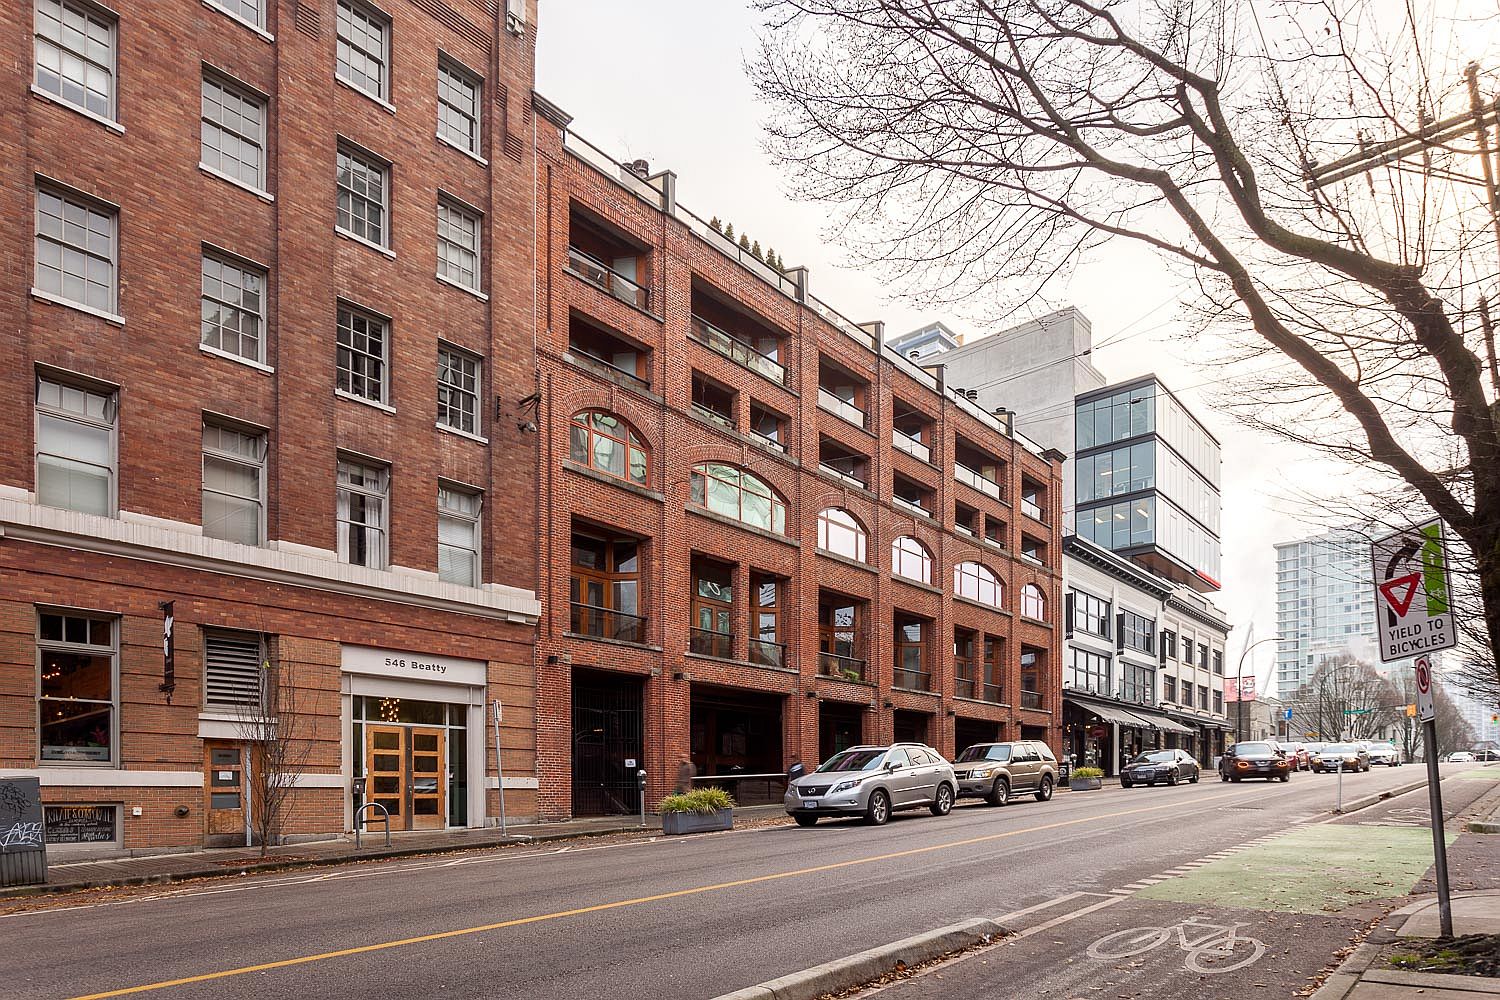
[4,764,1482,1000]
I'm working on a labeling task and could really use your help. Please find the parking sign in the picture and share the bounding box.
[1371,520,1456,662]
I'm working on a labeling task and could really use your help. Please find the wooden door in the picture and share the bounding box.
[409,727,446,830]
[205,743,246,843]
[366,725,406,829]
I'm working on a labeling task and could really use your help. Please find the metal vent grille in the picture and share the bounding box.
[205,631,263,707]
[294,1,320,37]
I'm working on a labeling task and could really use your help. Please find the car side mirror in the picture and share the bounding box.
[885,760,901,771]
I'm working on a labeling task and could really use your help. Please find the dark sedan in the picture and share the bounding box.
[1219,741,1291,782]
[1121,749,1200,788]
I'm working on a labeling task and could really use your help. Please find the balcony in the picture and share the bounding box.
[954,672,976,699]
[955,463,1003,501]
[817,388,866,428]
[569,603,644,644]
[819,651,867,682]
[690,316,785,384]
[689,627,734,659]
[567,245,650,310]
[1019,689,1043,710]
[748,638,786,668]
[1021,497,1045,522]
[892,429,931,463]
[892,495,930,518]
[819,463,866,489]
[751,430,786,454]
[692,403,735,432]
[894,667,932,692]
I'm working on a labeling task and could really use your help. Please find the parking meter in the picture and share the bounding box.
[637,769,647,828]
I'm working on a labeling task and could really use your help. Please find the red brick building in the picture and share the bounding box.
[0,0,542,853]
[530,109,1066,818]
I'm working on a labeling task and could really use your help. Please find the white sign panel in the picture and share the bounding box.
[1371,519,1456,663]
[1414,655,1436,723]
[340,645,487,687]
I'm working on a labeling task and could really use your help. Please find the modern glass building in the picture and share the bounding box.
[1273,528,1377,697]
[1074,377,1222,591]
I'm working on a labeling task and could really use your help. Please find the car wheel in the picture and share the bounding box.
[1219,771,1228,782]
[1121,776,1133,788]
[930,783,954,816]
[1279,773,1290,782]
[794,814,818,827]
[1232,775,1242,782]
[1034,775,1054,802]
[865,788,891,826]
[1189,772,1200,784]
[987,778,1011,806]
[1168,770,1179,786]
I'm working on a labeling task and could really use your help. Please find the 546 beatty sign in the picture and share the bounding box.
[1370,519,1456,663]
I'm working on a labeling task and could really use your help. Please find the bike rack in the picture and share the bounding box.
[354,802,391,849]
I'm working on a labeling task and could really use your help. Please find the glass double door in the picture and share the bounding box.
[365,725,446,831]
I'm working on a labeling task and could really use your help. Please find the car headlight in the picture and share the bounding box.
[969,768,993,779]
[831,778,863,793]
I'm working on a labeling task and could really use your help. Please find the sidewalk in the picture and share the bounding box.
[1313,891,1500,1000]
[8,804,788,898]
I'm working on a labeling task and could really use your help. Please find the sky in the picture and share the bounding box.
[533,1,1355,690]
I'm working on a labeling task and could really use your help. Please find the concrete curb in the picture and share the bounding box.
[713,917,1004,1000]
[1333,776,1430,815]
[1467,820,1500,833]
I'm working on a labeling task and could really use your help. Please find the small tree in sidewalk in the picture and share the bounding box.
[233,652,312,857]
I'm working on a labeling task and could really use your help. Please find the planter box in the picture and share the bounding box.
[661,808,734,835]
[1069,777,1102,791]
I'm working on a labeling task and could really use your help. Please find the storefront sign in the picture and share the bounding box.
[340,645,486,687]
[159,600,176,702]
[44,805,116,845]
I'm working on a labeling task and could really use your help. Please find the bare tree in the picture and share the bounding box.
[751,1,1500,690]
[233,651,311,857]
[1286,655,1399,741]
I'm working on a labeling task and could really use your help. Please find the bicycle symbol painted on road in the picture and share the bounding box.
[1087,916,1267,974]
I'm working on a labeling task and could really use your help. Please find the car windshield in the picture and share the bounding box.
[1324,744,1357,754]
[816,749,886,773]
[956,745,1011,763]
[1132,751,1176,764]
[1234,742,1274,756]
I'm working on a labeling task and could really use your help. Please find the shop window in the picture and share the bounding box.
[570,410,648,486]
[954,561,1002,609]
[690,462,785,533]
[204,628,265,708]
[38,609,117,764]
[817,507,867,562]
[891,535,932,584]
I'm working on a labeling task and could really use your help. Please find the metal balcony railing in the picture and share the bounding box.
[569,603,644,643]
[817,388,866,428]
[566,245,650,310]
[955,463,1003,501]
[981,682,1005,704]
[690,316,785,384]
[818,651,867,682]
[892,429,931,463]
[954,672,976,699]
[747,638,786,668]
[689,627,734,659]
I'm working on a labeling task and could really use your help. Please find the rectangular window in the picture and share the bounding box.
[436,344,480,435]
[38,609,117,764]
[437,484,481,586]
[1213,650,1223,675]
[201,74,267,190]
[336,305,388,404]
[437,59,481,154]
[336,145,388,247]
[335,0,388,101]
[211,0,264,29]
[336,458,388,568]
[1198,684,1209,710]
[1070,590,1110,639]
[1120,610,1156,655]
[1213,689,1223,714]
[437,200,481,291]
[1066,647,1111,693]
[204,629,264,708]
[35,184,115,314]
[34,0,116,120]
[201,252,266,363]
[35,375,116,515]
[202,421,266,545]
[1163,676,1177,703]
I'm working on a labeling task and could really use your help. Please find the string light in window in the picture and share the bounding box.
[379,698,401,722]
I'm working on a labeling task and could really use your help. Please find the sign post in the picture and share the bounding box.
[492,699,508,837]
[1372,521,1456,939]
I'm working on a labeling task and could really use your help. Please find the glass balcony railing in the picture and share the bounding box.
[894,667,932,692]
[955,463,1003,501]
[893,495,930,518]
[689,627,734,659]
[568,345,649,390]
[1020,689,1043,710]
[892,429,931,463]
[818,651,867,682]
[692,403,735,432]
[751,431,786,454]
[981,681,1004,704]
[817,388,866,427]
[1021,497,1045,522]
[569,603,644,643]
[954,672,976,699]
[566,245,650,310]
[690,316,785,384]
[819,463,867,489]
[747,638,786,668]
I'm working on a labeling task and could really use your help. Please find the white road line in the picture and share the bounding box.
[993,891,1112,924]
[1004,895,1126,940]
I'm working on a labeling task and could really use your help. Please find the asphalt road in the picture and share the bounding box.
[1,763,1446,1000]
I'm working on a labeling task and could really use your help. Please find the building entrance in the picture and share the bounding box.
[818,701,864,764]
[954,718,1001,760]
[365,725,446,831]
[572,669,644,816]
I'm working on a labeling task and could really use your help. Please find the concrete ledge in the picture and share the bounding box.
[1466,820,1500,833]
[1362,969,1500,994]
[1333,777,1430,815]
[713,917,1005,1000]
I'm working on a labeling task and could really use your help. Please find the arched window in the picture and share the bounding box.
[1021,583,1047,620]
[818,508,867,561]
[891,535,932,584]
[954,561,1003,609]
[570,410,648,486]
[691,463,786,533]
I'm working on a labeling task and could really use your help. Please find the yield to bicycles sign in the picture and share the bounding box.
[1371,519,1455,663]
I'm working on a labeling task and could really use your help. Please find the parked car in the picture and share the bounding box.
[952,740,1059,805]
[1121,749,1200,788]
[1218,741,1291,782]
[1447,751,1477,763]
[1313,743,1370,772]
[785,744,956,826]
[1472,749,1499,762]
[1366,744,1402,767]
[1278,742,1312,771]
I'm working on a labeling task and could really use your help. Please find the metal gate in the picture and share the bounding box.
[572,672,643,816]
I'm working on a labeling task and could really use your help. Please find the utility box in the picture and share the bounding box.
[0,777,47,887]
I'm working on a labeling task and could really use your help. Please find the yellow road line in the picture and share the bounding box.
[71,790,1244,999]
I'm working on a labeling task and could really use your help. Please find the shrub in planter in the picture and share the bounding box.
[658,787,736,835]
[1070,766,1104,791]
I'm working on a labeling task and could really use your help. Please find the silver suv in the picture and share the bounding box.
[785,744,957,826]
[952,740,1058,805]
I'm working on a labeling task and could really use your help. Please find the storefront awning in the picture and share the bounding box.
[1066,695,1156,730]
[1129,710,1195,735]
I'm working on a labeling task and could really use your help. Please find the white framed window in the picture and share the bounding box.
[817,508,867,562]
[201,74,267,191]
[336,145,388,248]
[35,184,116,315]
[35,374,116,516]
[335,0,389,101]
[891,535,932,584]
[438,484,481,586]
[202,420,267,545]
[337,457,388,568]
[34,0,116,121]
[437,58,481,154]
[37,608,118,764]
[437,344,480,435]
[201,252,266,363]
[437,199,480,291]
[204,628,265,708]
[336,305,388,404]
[209,0,265,31]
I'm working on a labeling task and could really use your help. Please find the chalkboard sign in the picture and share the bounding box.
[0,777,46,887]
[44,805,117,845]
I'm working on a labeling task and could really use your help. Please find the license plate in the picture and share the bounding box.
[802,799,819,809]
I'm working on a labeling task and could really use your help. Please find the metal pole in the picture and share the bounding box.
[1336,758,1343,813]
[494,701,508,837]
[638,769,647,829]
[1422,717,1454,937]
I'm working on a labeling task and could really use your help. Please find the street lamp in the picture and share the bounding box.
[1235,636,1280,744]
